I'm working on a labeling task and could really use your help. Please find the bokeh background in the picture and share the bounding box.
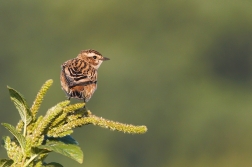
[1,1,252,167]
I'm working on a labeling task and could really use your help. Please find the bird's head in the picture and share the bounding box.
[77,49,110,69]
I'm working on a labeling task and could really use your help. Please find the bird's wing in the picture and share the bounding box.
[61,59,96,88]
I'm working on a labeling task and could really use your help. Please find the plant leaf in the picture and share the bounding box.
[45,162,64,167]
[37,140,83,164]
[0,159,13,167]
[45,135,79,145]
[1,123,26,154]
[7,86,32,125]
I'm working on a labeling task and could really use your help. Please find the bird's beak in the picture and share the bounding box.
[102,57,110,61]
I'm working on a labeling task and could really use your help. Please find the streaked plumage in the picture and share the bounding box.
[60,49,109,102]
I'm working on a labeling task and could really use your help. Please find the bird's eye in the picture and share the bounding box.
[93,56,97,59]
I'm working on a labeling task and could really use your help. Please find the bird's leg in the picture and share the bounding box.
[82,99,89,117]
[83,99,86,109]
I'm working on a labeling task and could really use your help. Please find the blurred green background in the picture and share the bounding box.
[1,1,252,166]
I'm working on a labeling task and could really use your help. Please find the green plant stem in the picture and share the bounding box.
[23,124,26,137]
[23,150,46,167]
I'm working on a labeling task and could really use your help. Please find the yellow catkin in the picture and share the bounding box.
[82,115,148,134]
[63,103,85,114]
[30,79,53,118]
[48,114,147,135]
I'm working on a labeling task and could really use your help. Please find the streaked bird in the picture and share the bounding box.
[60,49,109,102]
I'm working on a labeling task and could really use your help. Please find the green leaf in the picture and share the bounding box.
[37,140,83,164]
[0,159,13,167]
[45,162,64,167]
[45,135,79,145]
[32,147,50,154]
[1,123,26,154]
[7,86,32,125]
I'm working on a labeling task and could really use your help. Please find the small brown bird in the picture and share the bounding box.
[60,49,109,102]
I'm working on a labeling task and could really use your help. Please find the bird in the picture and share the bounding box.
[60,49,109,102]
